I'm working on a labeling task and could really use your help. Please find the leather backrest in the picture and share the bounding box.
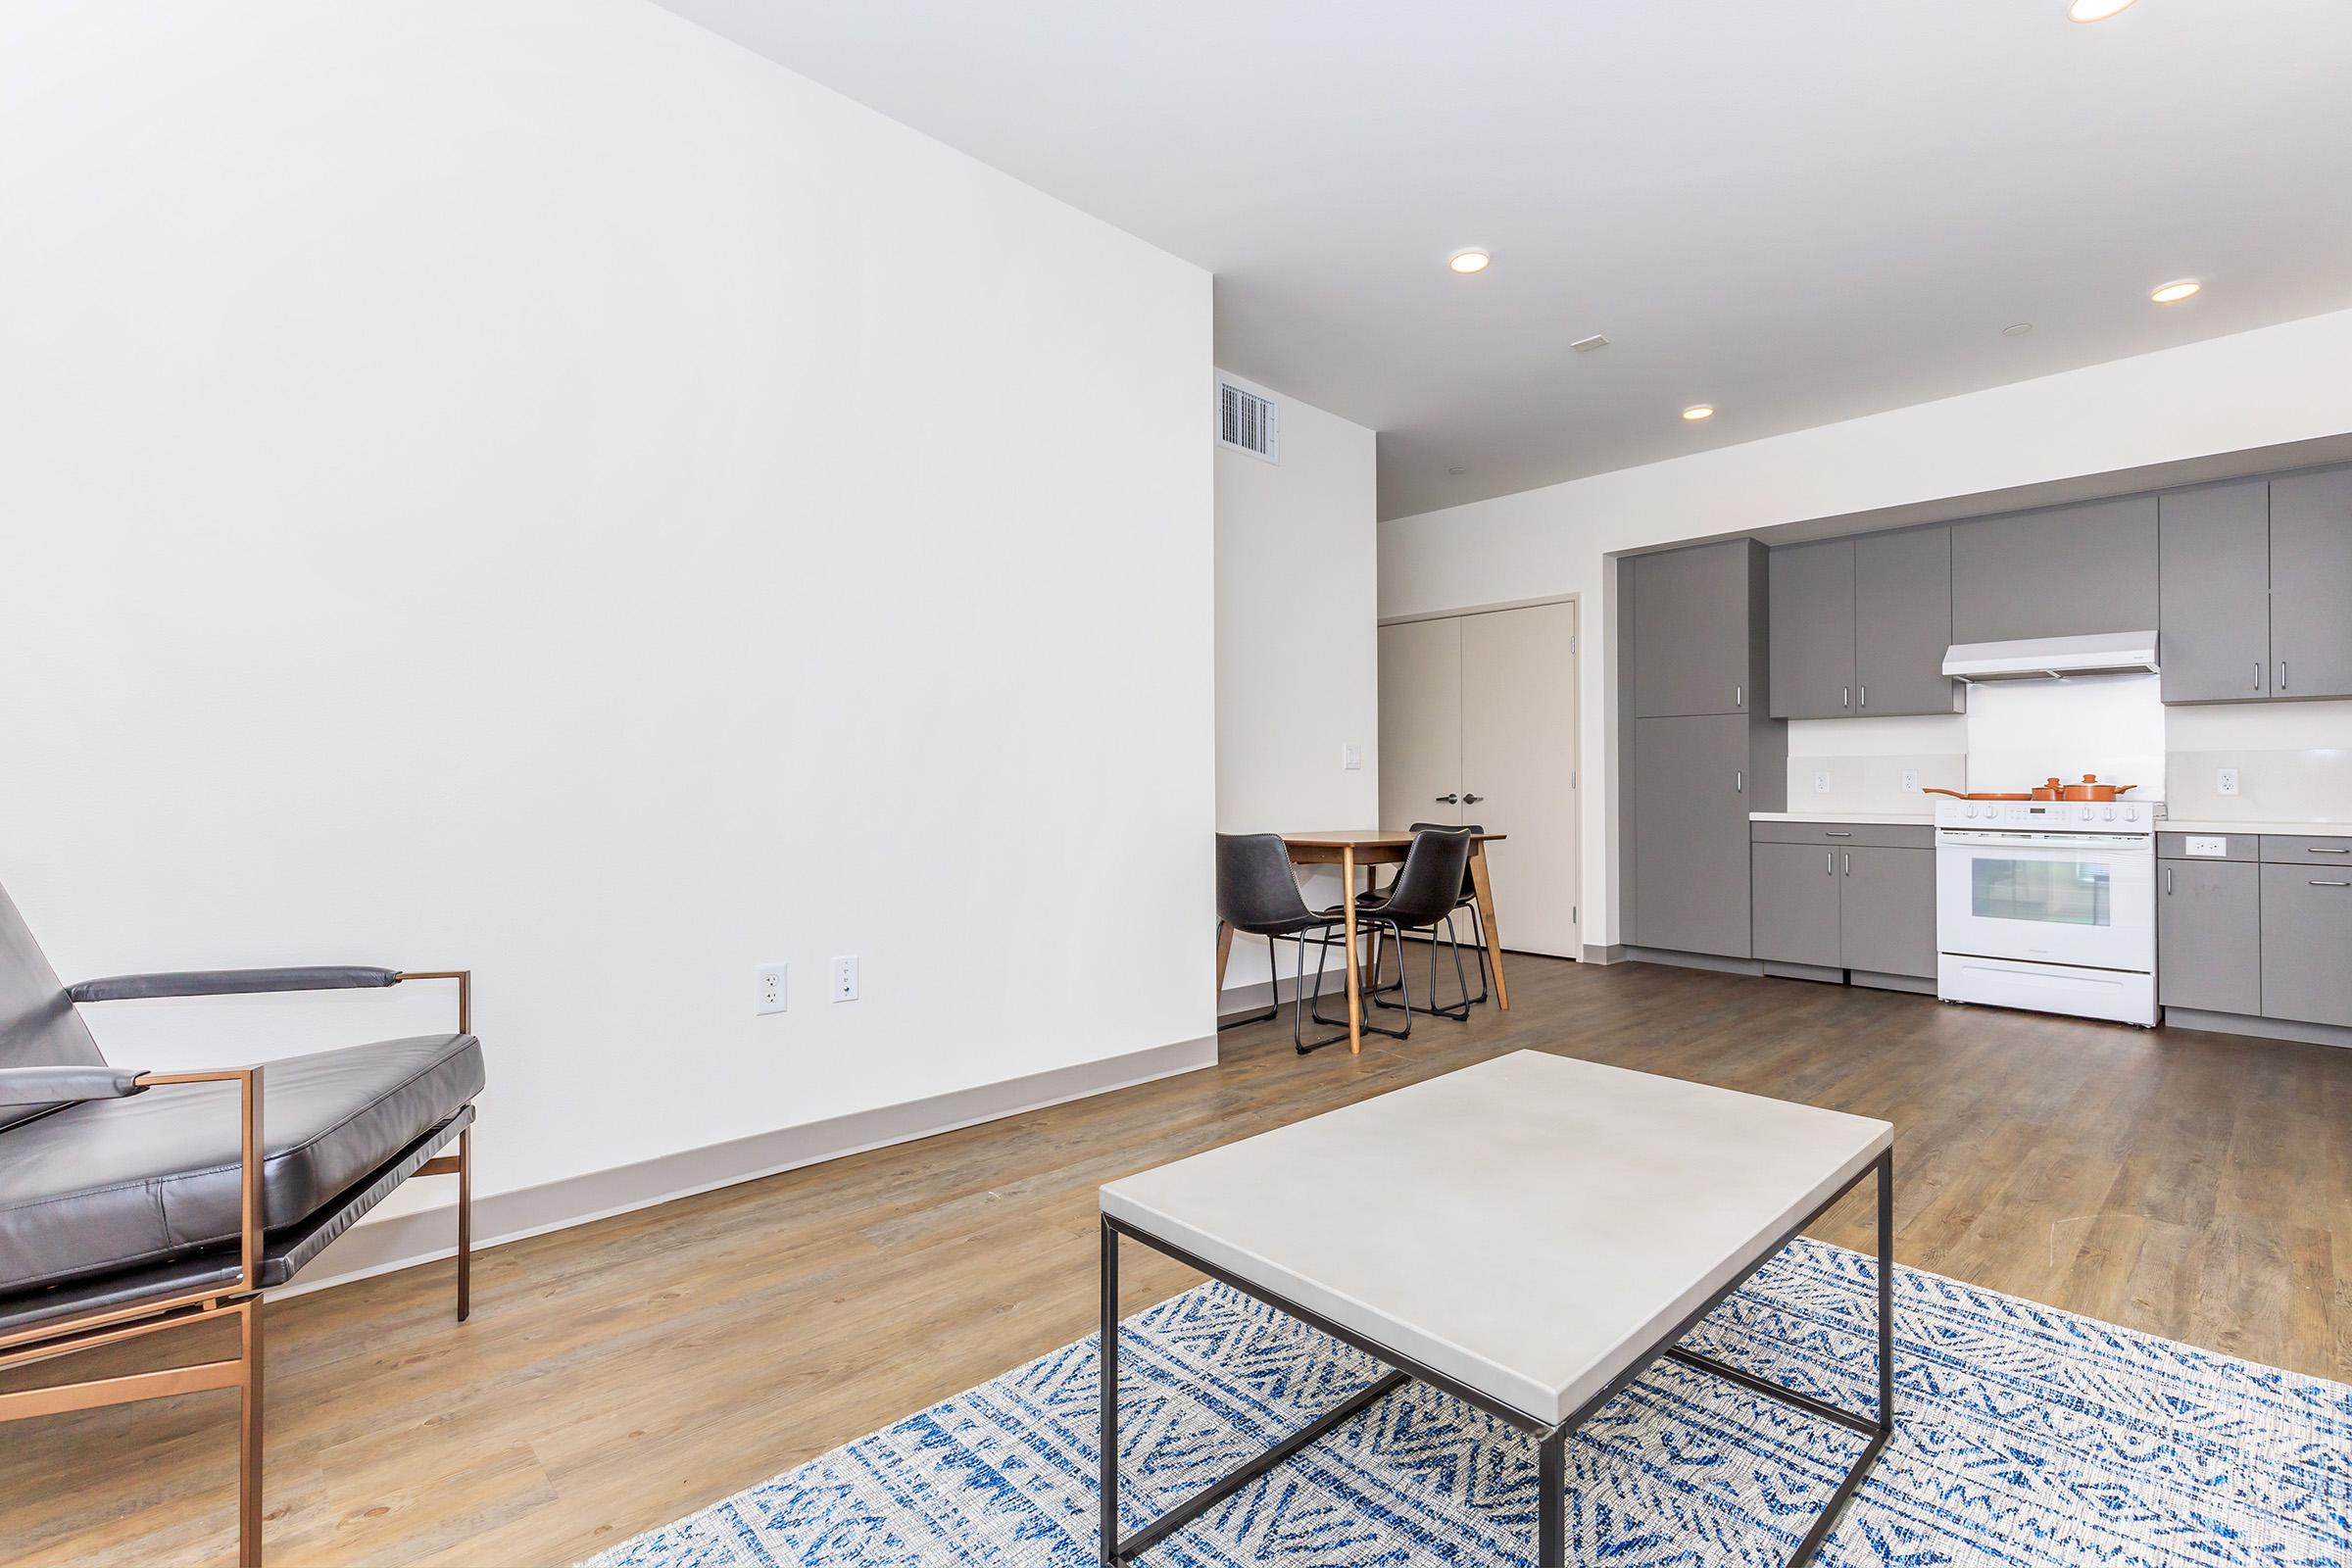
[1383,829,1476,926]
[1215,833,1313,932]
[0,881,106,1132]
[1408,822,1483,902]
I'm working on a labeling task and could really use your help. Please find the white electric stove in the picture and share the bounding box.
[1935,797,2162,1026]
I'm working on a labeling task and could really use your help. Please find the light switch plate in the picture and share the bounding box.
[2185,836,2230,858]
[1342,743,1362,771]
[830,955,858,1003]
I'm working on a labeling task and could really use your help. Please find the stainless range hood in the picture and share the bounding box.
[1941,630,2160,683]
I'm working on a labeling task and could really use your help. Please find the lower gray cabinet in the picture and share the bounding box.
[2261,863,2352,1027]
[1749,829,1936,979]
[2158,858,2261,1015]
[1839,848,1936,979]
[1633,715,1753,956]
[1752,842,1841,967]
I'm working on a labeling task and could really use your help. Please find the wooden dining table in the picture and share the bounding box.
[1215,829,1510,1054]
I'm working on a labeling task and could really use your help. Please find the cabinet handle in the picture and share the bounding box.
[1842,685,1850,710]
[2312,879,2351,888]
[1826,852,1835,874]
[1735,770,1744,794]
[1842,852,1851,875]
[2306,847,2349,855]
[2164,866,2173,895]
[2255,661,2264,692]
[1859,684,1868,709]
[2280,662,2289,692]
[1736,684,1744,710]
[1824,830,1853,838]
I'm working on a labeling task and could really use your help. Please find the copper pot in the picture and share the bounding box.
[2058,774,2137,803]
[2032,778,2065,801]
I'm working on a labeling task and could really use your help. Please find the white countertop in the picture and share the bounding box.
[1100,1052,1891,1426]
[2158,818,2352,838]
[1749,810,1936,825]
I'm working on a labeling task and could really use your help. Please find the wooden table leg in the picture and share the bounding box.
[1468,843,1510,1010]
[1342,846,1362,1054]
[1214,919,1234,992]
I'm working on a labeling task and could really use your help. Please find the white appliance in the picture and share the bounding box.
[1935,797,2160,1026]
[1941,630,2159,683]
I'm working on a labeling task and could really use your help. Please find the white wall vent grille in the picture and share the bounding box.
[1217,379,1280,463]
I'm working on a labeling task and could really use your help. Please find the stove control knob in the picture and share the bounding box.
[2103,807,2116,821]
[2079,806,2094,821]
[2124,806,2138,822]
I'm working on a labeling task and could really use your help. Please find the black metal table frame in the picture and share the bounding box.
[1099,1150,1893,1567]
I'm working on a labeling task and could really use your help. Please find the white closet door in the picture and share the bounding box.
[1378,617,1463,830]
[1460,602,1581,956]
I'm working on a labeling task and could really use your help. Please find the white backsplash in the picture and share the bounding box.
[1784,684,2349,823]
[1964,673,2166,800]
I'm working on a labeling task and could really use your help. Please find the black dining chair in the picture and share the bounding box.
[1215,833,1362,1054]
[1319,827,1478,1035]
[1365,821,1490,1008]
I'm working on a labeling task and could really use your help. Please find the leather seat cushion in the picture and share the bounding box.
[0,1034,482,1294]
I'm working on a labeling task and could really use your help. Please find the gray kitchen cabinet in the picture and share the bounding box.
[2159,481,2272,704]
[1752,841,1842,967]
[2269,469,2352,702]
[1633,540,1765,718]
[1632,714,1754,956]
[1838,847,1937,979]
[2158,858,2262,1015]
[1951,497,2159,643]
[1854,526,1963,715]
[1768,539,1855,719]
[2260,863,2352,1027]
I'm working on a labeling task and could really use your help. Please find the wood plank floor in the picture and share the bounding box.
[5,955,2348,1565]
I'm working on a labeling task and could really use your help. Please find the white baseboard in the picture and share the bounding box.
[274,1031,1220,1299]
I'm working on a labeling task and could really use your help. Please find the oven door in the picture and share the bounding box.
[1936,833,2155,970]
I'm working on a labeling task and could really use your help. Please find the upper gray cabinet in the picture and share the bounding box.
[2270,469,2352,702]
[1767,539,1854,718]
[2156,469,2352,705]
[1951,498,2158,643]
[1632,540,1766,718]
[2160,482,2272,703]
[1768,527,1960,719]
[1854,527,1962,716]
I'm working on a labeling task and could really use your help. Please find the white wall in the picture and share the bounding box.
[1213,373,1379,997]
[1380,309,2352,946]
[0,2,1212,1250]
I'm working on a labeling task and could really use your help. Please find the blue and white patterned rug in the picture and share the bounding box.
[586,1238,2352,1566]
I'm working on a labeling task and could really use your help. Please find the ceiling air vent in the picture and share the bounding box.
[1217,379,1280,463]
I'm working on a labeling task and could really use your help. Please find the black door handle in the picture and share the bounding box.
[1462,793,1485,805]
[1435,793,1459,805]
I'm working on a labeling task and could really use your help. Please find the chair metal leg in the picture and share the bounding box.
[1306,920,1404,1048]
[1216,933,1281,1031]
[456,1126,473,1324]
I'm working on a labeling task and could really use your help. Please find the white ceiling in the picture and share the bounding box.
[656,1,2352,519]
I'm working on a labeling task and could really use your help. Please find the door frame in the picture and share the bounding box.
[1378,592,1584,957]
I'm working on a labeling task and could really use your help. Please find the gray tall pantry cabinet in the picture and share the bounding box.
[1625,540,1785,959]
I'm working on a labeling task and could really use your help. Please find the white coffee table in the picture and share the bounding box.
[1096,1051,1895,1566]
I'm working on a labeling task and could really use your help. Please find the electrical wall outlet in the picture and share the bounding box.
[1342,743,1362,771]
[830,955,859,1003]
[756,963,788,1016]
[1900,769,1921,794]
[2217,767,2240,797]
[1812,771,1833,795]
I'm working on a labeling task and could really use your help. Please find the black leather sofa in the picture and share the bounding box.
[0,881,483,1566]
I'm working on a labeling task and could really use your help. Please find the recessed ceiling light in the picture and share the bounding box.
[2068,0,2136,21]
[1448,250,1492,275]
[1681,405,1715,422]
[2150,278,2202,304]
[2002,322,2034,337]
[1446,466,1468,476]
[1571,334,1611,354]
